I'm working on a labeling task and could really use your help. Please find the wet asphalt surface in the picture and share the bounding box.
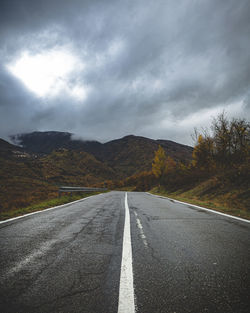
[0,191,249,313]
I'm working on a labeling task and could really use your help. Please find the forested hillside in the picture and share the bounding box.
[0,141,115,211]
[0,134,192,212]
[13,132,193,176]
[121,114,250,216]
[2,114,248,218]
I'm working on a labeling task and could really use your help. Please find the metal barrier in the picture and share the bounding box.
[58,186,107,197]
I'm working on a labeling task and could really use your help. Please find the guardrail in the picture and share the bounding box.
[58,186,107,197]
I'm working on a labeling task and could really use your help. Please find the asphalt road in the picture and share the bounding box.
[0,191,249,313]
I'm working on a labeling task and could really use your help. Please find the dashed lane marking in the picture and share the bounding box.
[134,211,148,248]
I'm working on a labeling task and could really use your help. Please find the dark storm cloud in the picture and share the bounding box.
[0,0,250,144]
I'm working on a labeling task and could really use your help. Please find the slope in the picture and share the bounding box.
[12,132,193,177]
[0,139,114,212]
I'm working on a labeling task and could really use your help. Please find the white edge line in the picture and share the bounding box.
[0,192,106,225]
[118,192,135,313]
[146,192,250,223]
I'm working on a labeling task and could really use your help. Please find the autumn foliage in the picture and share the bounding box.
[0,113,249,213]
[121,113,249,212]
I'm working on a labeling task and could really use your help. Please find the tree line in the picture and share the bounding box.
[116,113,249,194]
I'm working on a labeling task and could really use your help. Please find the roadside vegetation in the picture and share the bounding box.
[0,191,105,221]
[0,149,112,214]
[1,113,249,220]
[150,187,250,220]
[116,113,250,219]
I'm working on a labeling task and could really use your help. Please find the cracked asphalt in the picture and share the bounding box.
[0,191,249,313]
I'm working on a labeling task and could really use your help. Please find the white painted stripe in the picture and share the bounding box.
[134,212,148,248]
[118,192,135,313]
[0,193,105,225]
[146,192,250,223]
[5,239,57,278]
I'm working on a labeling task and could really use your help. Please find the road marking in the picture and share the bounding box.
[134,212,148,248]
[118,192,135,313]
[0,193,105,225]
[146,192,250,223]
[5,239,57,278]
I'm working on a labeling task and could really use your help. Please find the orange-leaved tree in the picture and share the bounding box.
[152,145,167,186]
[192,134,214,172]
[165,156,177,174]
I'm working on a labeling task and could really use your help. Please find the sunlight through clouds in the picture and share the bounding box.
[6,49,86,100]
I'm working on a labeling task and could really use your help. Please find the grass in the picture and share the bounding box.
[150,187,250,220]
[0,191,107,221]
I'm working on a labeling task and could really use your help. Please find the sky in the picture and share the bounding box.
[0,0,250,145]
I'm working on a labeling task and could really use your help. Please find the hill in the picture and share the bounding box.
[97,135,193,177]
[11,131,102,155]
[1,132,193,212]
[0,138,115,212]
[12,132,193,177]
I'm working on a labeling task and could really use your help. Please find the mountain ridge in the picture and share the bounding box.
[0,131,193,211]
[10,131,193,177]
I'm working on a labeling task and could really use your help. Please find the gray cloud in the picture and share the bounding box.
[0,0,250,145]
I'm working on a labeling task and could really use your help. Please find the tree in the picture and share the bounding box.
[230,117,250,163]
[192,134,214,172]
[211,113,250,167]
[165,156,176,174]
[152,145,167,185]
[212,112,232,166]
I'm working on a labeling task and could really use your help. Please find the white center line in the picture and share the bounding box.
[134,212,148,248]
[118,192,136,313]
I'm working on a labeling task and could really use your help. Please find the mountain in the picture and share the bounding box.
[11,131,102,155]
[0,137,115,212]
[94,135,193,177]
[40,149,116,185]
[12,132,193,177]
[0,138,48,211]
[0,138,17,151]
[0,137,22,153]
[1,132,193,212]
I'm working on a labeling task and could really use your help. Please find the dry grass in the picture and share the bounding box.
[150,185,250,220]
[0,191,106,221]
